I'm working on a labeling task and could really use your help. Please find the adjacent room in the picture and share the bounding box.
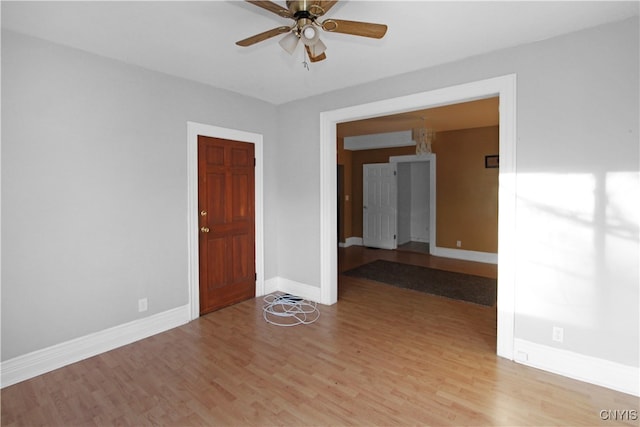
[336,98,500,317]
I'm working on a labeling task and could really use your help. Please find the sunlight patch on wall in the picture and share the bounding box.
[600,171,640,341]
[515,171,639,336]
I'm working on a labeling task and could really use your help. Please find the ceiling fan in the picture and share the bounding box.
[236,1,388,63]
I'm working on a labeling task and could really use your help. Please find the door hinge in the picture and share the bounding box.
[394,234,397,240]
[394,171,397,176]
[255,273,257,281]
[254,158,256,167]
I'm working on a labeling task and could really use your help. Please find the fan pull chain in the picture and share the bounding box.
[302,48,310,71]
[295,41,313,71]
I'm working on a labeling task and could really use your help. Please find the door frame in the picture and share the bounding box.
[187,122,264,320]
[319,74,517,360]
[389,154,436,252]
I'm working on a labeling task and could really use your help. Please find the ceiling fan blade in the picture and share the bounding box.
[236,26,292,47]
[321,19,387,39]
[305,45,327,62]
[308,1,339,16]
[245,1,293,19]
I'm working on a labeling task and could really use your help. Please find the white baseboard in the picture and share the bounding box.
[431,246,498,264]
[411,236,429,243]
[339,237,363,248]
[514,338,639,396]
[263,276,321,303]
[1,305,190,388]
[263,276,279,295]
[339,238,496,265]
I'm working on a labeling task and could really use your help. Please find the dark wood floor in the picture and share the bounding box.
[339,244,497,278]
[1,246,636,426]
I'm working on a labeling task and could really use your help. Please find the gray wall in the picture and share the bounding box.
[2,16,638,371]
[410,162,429,243]
[396,162,411,245]
[396,161,430,245]
[275,17,639,366]
[1,31,278,360]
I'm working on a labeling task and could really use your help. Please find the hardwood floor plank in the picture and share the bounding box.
[2,247,638,426]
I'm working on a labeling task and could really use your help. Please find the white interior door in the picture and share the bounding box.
[363,163,397,249]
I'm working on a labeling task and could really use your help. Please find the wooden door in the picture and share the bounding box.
[198,135,255,315]
[363,163,397,250]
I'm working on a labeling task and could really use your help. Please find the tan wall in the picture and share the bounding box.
[339,126,499,253]
[433,126,499,252]
[337,137,352,242]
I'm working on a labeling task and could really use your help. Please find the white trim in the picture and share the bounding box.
[263,276,321,302]
[411,237,429,243]
[495,75,517,361]
[431,246,498,264]
[264,275,321,302]
[339,237,363,248]
[389,153,436,255]
[514,339,639,397]
[320,75,517,360]
[339,236,497,264]
[320,110,339,306]
[264,276,280,295]
[186,122,265,321]
[1,305,190,388]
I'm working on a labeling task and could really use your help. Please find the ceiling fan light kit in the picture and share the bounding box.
[236,1,388,64]
[309,38,327,57]
[278,31,300,54]
[300,24,319,46]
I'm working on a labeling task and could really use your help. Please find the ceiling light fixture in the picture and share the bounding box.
[300,24,319,46]
[413,118,435,155]
[308,37,327,57]
[236,1,388,64]
[278,31,300,54]
[278,22,327,69]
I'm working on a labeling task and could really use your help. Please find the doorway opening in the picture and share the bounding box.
[320,75,517,360]
[393,156,433,255]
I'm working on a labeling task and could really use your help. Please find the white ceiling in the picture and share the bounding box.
[2,1,638,105]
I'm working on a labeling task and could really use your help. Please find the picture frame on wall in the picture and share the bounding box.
[485,155,499,168]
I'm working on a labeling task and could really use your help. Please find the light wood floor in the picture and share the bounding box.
[2,247,637,426]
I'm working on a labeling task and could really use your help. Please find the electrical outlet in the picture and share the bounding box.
[552,326,564,343]
[138,298,148,313]
[456,240,462,248]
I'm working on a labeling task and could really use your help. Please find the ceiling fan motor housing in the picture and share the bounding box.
[288,6,321,46]
[286,1,327,16]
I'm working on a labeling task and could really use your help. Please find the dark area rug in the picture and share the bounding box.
[343,259,496,306]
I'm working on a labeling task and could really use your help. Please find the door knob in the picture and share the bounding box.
[200,227,210,233]
[200,210,207,217]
